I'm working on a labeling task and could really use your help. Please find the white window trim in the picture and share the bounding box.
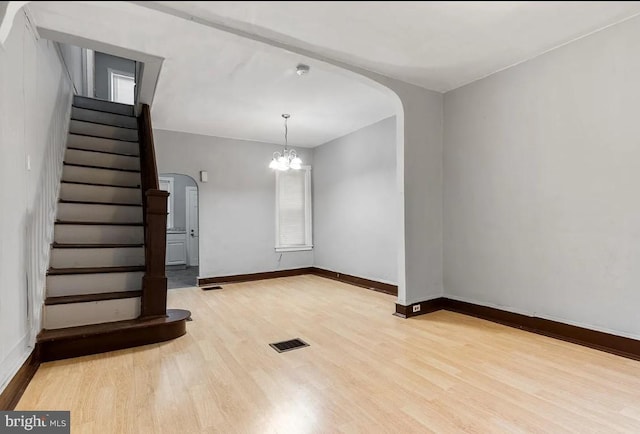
[107,68,135,104]
[159,176,174,229]
[275,166,313,252]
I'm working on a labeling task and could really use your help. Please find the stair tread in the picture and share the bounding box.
[67,132,138,143]
[47,265,146,275]
[72,104,136,117]
[61,180,141,189]
[68,132,138,143]
[67,146,140,158]
[70,100,133,117]
[45,291,142,306]
[56,220,143,226]
[52,243,143,248]
[71,118,137,130]
[63,162,140,173]
[59,199,142,207]
[73,96,134,109]
[70,116,138,131]
[37,309,190,342]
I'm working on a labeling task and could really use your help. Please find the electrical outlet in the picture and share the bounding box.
[412,304,421,313]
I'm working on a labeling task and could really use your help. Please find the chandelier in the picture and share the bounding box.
[269,114,302,171]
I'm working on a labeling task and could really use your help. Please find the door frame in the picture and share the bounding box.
[185,185,199,267]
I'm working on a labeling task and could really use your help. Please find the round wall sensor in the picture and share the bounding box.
[296,64,310,76]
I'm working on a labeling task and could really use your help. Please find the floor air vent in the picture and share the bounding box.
[201,285,222,291]
[269,338,309,353]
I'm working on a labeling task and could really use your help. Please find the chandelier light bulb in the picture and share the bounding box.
[290,156,302,170]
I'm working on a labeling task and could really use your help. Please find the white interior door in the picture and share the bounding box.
[186,186,199,266]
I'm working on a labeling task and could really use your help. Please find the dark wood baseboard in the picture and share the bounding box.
[198,267,398,296]
[396,297,640,361]
[310,268,398,296]
[442,298,640,362]
[0,348,40,410]
[37,309,190,362]
[198,268,313,286]
[395,298,445,318]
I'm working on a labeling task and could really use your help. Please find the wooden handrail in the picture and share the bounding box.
[138,104,160,191]
[137,104,168,318]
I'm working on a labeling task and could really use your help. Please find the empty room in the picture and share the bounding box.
[1,1,640,432]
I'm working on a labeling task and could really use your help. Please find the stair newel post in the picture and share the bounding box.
[141,189,169,317]
[138,103,169,318]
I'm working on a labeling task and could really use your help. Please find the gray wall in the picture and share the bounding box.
[396,87,443,304]
[58,43,83,95]
[313,117,397,284]
[159,173,197,231]
[94,52,135,100]
[154,129,314,278]
[444,15,640,338]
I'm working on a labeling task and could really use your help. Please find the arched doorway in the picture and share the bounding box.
[159,172,199,289]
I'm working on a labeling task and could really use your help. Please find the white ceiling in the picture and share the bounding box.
[29,1,396,147]
[152,1,640,92]
[148,38,395,148]
[28,1,640,146]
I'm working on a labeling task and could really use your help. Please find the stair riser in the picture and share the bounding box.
[65,149,140,171]
[44,297,141,329]
[60,183,141,204]
[70,120,138,142]
[67,134,139,156]
[57,203,142,223]
[46,272,144,297]
[73,96,134,116]
[71,106,137,129]
[62,165,141,188]
[51,247,145,268]
[54,225,144,244]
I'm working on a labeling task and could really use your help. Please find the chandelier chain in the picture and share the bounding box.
[284,116,288,150]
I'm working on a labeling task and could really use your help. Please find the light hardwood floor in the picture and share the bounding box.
[18,275,640,433]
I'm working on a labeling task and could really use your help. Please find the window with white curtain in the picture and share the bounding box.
[109,70,135,105]
[275,166,312,252]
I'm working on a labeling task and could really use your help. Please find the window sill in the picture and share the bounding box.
[275,246,313,253]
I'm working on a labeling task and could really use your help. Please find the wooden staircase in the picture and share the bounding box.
[37,96,190,361]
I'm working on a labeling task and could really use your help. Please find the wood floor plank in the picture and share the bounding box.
[16,275,640,432]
